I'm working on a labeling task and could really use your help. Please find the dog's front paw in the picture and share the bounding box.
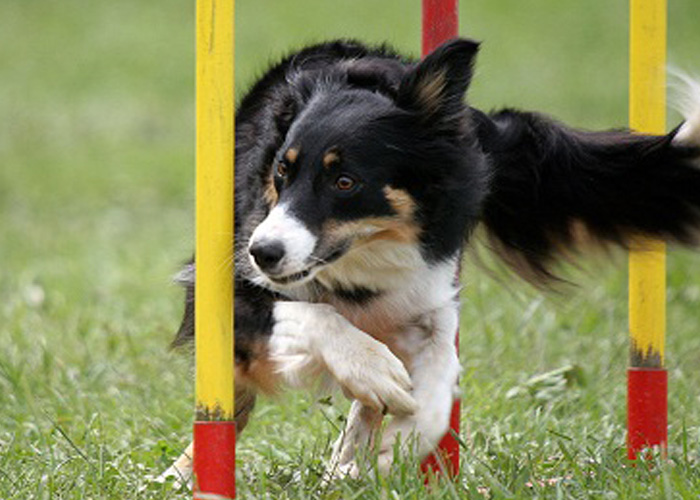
[272,302,417,416]
[324,336,416,417]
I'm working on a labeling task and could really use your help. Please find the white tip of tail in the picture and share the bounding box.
[670,69,700,147]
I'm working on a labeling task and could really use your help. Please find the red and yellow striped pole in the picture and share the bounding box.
[194,0,236,497]
[627,0,668,460]
[420,0,460,478]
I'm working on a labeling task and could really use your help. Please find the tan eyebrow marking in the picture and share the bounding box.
[284,147,299,164]
[323,148,341,169]
[324,216,422,246]
[263,170,278,207]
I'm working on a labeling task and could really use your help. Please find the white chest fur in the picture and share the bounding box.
[284,240,461,364]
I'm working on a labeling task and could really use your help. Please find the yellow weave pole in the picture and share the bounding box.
[194,0,235,497]
[627,0,667,460]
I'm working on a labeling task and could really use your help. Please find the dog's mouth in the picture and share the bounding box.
[267,267,314,285]
[263,246,347,286]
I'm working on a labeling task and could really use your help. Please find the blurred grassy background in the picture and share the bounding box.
[1,0,699,498]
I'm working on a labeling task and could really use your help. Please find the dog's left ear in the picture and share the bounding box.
[397,38,479,125]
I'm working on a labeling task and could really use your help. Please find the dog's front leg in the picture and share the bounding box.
[374,303,460,473]
[270,301,418,417]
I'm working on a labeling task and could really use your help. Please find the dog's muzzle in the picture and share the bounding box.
[247,204,320,284]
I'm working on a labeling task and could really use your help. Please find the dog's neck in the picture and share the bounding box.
[279,240,460,338]
[316,240,426,293]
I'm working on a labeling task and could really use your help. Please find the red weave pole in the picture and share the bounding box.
[627,368,668,459]
[422,0,458,55]
[194,422,237,498]
[420,0,460,478]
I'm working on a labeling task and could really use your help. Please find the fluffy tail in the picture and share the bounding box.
[474,96,700,282]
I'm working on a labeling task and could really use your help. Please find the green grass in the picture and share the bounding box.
[1,0,699,498]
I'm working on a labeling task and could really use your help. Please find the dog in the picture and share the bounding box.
[162,38,700,482]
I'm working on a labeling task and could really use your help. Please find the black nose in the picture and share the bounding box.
[249,241,285,272]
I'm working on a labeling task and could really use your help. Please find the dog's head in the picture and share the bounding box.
[248,39,489,288]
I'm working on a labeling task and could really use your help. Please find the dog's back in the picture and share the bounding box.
[167,39,700,483]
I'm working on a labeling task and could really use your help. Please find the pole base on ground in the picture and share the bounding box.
[627,367,667,461]
[421,399,460,478]
[194,421,236,499]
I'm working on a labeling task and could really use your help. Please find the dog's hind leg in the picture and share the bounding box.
[156,441,193,489]
[327,401,383,479]
[156,383,257,489]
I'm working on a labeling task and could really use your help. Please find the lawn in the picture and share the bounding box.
[1,0,699,498]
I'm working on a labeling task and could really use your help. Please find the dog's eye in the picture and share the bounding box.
[275,161,288,178]
[335,175,356,191]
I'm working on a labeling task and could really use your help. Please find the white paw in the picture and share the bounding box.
[151,462,193,491]
[326,460,362,481]
[330,342,416,416]
[375,396,453,472]
[269,310,324,386]
[271,302,417,416]
[151,443,193,491]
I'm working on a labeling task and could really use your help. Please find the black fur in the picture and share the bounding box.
[333,285,381,305]
[174,38,700,436]
[172,262,276,367]
[476,109,700,279]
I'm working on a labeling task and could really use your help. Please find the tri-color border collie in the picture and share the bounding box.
[164,38,700,481]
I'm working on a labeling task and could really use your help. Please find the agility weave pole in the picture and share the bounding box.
[187,0,671,492]
[193,0,236,498]
[419,0,461,478]
[627,0,668,460]
[190,1,462,493]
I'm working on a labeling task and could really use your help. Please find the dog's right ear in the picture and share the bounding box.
[397,38,480,127]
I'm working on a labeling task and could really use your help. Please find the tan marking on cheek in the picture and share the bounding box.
[284,147,299,164]
[262,171,278,207]
[325,216,422,246]
[323,149,341,169]
[366,220,421,244]
[383,186,417,219]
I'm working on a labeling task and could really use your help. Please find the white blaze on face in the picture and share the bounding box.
[248,204,318,275]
